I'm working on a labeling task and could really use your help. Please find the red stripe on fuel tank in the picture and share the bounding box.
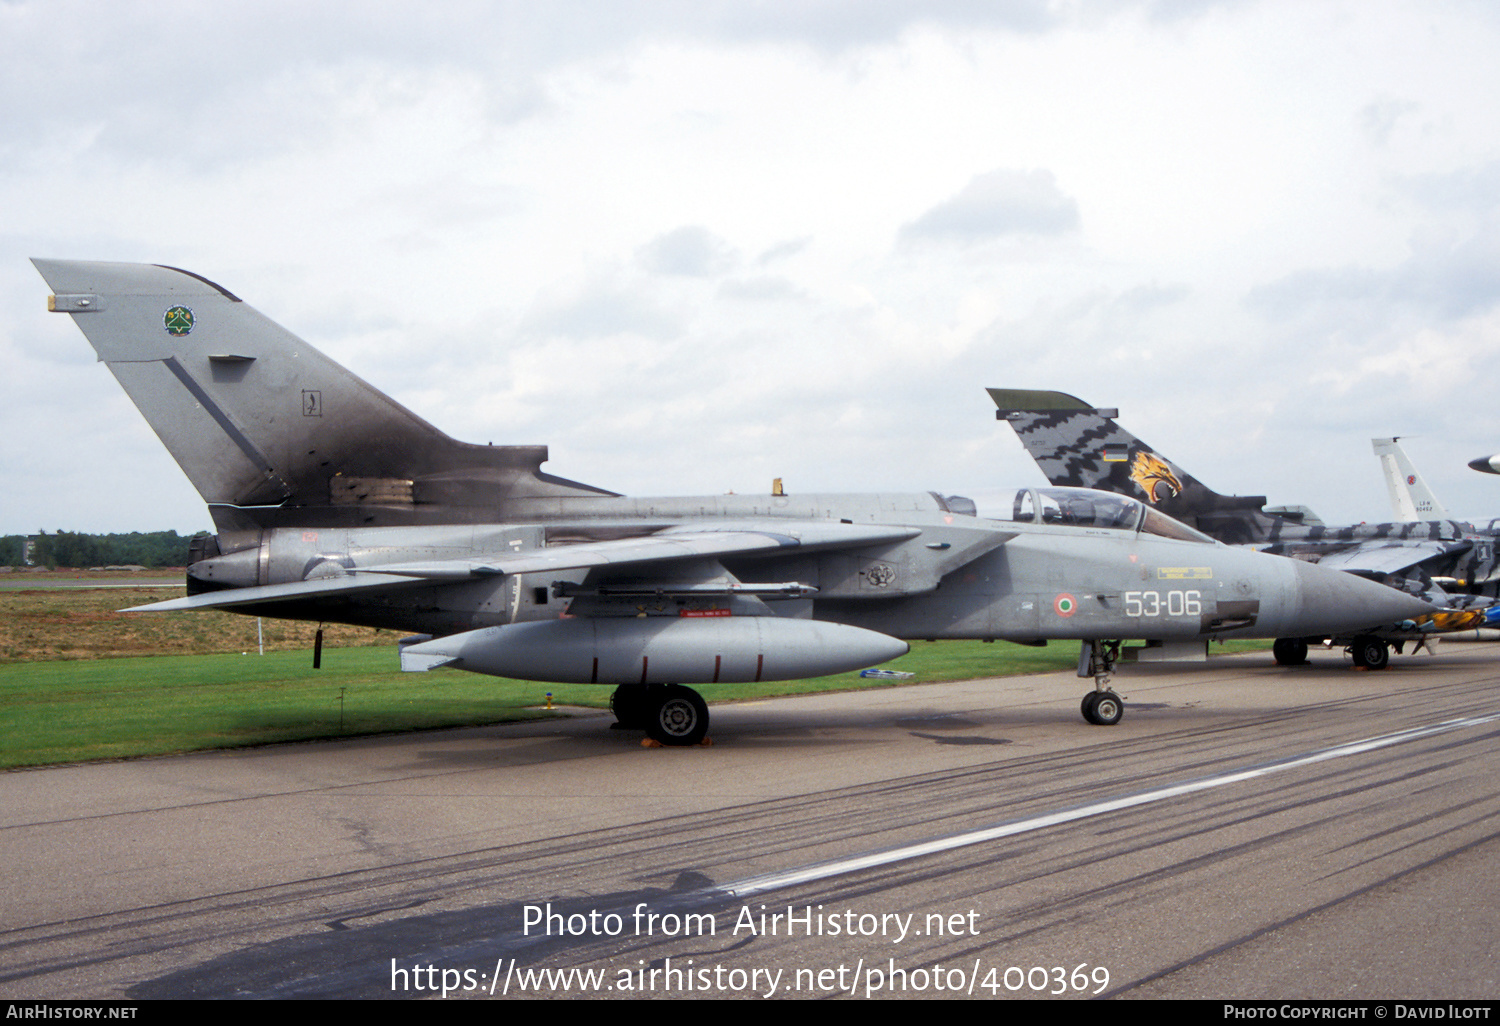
[755,653,764,682]
[640,656,648,684]
[713,655,721,683]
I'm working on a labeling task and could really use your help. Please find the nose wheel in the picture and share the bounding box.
[1078,640,1125,726]
[1081,689,1124,725]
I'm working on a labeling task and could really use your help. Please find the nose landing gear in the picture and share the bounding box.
[1078,640,1124,726]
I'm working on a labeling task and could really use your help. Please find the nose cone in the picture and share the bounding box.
[1469,454,1500,475]
[1282,559,1437,636]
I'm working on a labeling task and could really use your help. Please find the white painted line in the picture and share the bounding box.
[716,712,1500,900]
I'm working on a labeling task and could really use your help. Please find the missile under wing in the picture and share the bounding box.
[32,260,1435,741]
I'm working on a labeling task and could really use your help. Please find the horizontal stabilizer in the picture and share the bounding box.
[400,650,460,672]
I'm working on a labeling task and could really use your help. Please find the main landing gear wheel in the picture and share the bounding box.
[1273,637,1309,666]
[1349,635,1390,670]
[646,685,709,747]
[610,683,660,729]
[1081,690,1124,726]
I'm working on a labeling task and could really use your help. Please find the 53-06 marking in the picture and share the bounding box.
[1124,590,1201,617]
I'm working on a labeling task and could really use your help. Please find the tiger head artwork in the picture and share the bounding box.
[1129,451,1183,505]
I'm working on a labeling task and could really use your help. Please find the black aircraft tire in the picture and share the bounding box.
[610,684,657,729]
[1350,636,1390,671]
[1091,691,1124,726]
[1273,637,1309,666]
[646,685,709,747]
[1080,692,1099,723]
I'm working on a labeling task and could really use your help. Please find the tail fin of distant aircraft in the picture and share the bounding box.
[1373,438,1449,521]
[988,388,1280,544]
[32,260,614,528]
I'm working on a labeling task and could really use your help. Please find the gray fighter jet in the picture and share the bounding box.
[32,260,1435,739]
[991,388,1499,670]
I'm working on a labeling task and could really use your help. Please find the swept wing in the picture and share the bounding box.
[126,522,928,613]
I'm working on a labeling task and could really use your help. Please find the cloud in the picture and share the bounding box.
[755,236,813,266]
[1393,160,1500,216]
[520,274,683,340]
[637,226,738,277]
[1247,222,1500,324]
[1359,96,1420,147]
[694,0,1059,48]
[9,3,1500,531]
[717,276,804,302]
[898,169,1080,247]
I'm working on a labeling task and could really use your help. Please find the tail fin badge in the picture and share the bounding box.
[163,306,195,336]
[1129,452,1182,504]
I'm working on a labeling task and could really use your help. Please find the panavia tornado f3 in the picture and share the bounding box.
[33,260,1436,740]
[991,388,1500,671]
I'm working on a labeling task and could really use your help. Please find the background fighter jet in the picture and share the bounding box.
[1377,437,1500,540]
[1371,439,1500,640]
[991,388,1499,670]
[33,260,1435,737]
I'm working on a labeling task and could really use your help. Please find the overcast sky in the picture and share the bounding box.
[5,0,1500,536]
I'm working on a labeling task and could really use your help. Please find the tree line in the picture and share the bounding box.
[1,530,207,569]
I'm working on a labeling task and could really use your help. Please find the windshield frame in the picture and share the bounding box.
[1005,487,1218,545]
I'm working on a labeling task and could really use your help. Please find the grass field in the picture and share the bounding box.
[0,571,1266,768]
[0,573,391,661]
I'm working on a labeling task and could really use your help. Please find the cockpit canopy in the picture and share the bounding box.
[1004,487,1216,544]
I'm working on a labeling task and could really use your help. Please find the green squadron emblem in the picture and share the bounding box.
[163,306,194,336]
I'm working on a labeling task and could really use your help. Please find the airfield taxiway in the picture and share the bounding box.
[2,646,1497,1000]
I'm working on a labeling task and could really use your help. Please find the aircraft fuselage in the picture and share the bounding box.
[187,488,1417,649]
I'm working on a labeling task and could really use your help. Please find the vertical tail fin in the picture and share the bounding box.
[33,259,613,524]
[988,388,1275,543]
[1373,437,1449,521]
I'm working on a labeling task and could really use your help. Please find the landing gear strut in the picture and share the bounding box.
[1077,640,1124,726]
[609,683,710,746]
